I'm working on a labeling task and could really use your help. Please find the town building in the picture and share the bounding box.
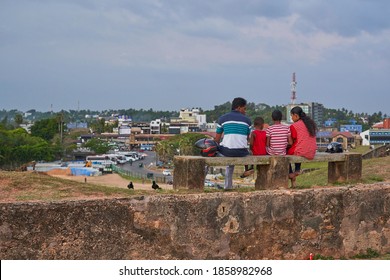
[118,125,131,135]
[324,118,337,128]
[309,102,325,127]
[385,118,390,129]
[150,119,161,134]
[340,124,363,134]
[360,118,390,145]
[169,108,207,134]
[20,123,33,133]
[67,122,88,129]
[205,122,218,133]
[316,131,360,151]
[132,122,150,134]
[286,102,324,126]
[361,129,390,145]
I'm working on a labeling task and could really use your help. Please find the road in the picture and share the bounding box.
[119,151,173,182]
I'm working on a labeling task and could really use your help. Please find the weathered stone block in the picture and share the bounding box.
[328,153,362,183]
[173,157,206,190]
[255,157,289,190]
[345,153,362,181]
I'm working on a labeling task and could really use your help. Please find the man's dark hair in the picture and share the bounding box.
[271,110,283,121]
[231,97,247,110]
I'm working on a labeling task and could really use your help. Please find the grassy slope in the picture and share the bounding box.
[0,171,137,202]
[0,154,389,201]
[295,155,390,189]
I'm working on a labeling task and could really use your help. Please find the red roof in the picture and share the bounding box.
[372,122,384,129]
[331,131,354,138]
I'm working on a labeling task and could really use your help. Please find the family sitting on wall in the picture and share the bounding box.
[212,97,317,189]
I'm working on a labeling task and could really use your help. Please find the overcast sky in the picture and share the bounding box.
[1,0,389,115]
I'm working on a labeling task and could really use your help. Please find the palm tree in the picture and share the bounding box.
[179,137,195,155]
[14,114,23,127]
[155,141,175,162]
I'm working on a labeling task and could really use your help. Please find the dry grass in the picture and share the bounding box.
[293,155,390,189]
[1,155,389,202]
[0,171,146,202]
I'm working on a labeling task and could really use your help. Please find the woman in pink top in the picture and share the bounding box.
[287,106,318,187]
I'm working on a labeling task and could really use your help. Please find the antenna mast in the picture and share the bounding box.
[290,72,297,104]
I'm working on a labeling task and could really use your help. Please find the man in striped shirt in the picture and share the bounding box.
[266,110,292,155]
[215,97,251,190]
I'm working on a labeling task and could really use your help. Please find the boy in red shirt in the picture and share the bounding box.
[241,117,267,178]
[250,117,267,155]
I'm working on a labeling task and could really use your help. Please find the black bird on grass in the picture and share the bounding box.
[127,181,134,189]
[152,180,161,190]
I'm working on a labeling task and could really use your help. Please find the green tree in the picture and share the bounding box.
[105,120,118,133]
[90,118,107,133]
[84,138,110,154]
[155,133,207,162]
[30,117,59,141]
[0,116,11,130]
[155,140,176,163]
[0,127,55,169]
[175,133,206,156]
[203,102,232,122]
[14,114,23,127]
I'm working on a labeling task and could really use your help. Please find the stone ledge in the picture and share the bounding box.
[174,152,357,166]
[1,183,389,260]
[173,153,362,190]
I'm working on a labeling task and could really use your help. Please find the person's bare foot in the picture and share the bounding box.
[289,173,296,188]
[240,169,254,178]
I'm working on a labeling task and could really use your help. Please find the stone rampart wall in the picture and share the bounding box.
[1,183,390,260]
[362,144,389,159]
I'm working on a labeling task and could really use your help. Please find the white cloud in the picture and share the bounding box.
[0,0,389,114]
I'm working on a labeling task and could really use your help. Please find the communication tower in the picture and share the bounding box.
[290,72,297,104]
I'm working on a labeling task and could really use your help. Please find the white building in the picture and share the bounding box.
[169,108,207,134]
[205,122,217,133]
[118,115,132,127]
[150,119,161,134]
[118,125,131,135]
[360,130,370,146]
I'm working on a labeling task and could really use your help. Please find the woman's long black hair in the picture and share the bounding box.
[290,106,317,137]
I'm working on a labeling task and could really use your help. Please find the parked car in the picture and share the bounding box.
[204,180,215,187]
[325,142,343,153]
[204,180,224,189]
[162,170,172,176]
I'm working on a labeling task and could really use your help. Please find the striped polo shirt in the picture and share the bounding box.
[216,110,251,150]
[266,123,291,155]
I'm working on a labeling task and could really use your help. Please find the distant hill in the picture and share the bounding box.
[1,102,387,129]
